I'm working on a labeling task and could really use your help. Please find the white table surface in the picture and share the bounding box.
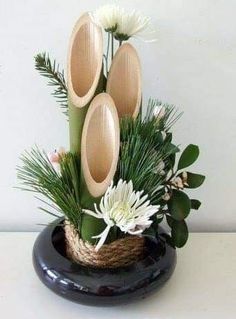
[0,232,235,319]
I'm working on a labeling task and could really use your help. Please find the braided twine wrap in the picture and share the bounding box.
[64,222,145,268]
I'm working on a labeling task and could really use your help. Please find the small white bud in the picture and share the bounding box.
[162,192,171,201]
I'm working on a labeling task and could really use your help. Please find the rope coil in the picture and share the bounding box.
[64,222,145,268]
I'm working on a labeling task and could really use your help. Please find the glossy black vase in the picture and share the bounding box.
[33,218,176,306]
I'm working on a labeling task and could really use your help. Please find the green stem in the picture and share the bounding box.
[68,100,88,154]
[105,32,111,77]
[111,33,114,60]
[68,65,105,155]
[119,40,123,47]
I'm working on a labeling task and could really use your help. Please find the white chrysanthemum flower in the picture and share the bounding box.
[115,9,156,42]
[91,5,156,42]
[91,4,121,32]
[84,179,160,251]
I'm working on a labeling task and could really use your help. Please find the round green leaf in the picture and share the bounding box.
[177,144,199,170]
[171,220,189,248]
[185,172,205,188]
[191,199,202,210]
[168,189,191,220]
[166,214,174,228]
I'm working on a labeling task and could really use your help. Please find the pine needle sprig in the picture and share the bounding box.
[115,135,164,204]
[145,98,183,131]
[17,147,81,228]
[34,52,68,116]
[117,100,181,205]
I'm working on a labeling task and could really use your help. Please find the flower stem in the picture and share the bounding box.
[119,40,123,47]
[111,33,114,60]
[105,32,111,77]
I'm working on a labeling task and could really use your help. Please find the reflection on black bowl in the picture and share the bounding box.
[32,218,176,306]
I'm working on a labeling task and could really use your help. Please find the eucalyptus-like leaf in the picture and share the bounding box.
[171,220,189,248]
[184,172,205,188]
[168,189,191,220]
[191,199,202,210]
[166,214,174,228]
[165,143,180,155]
[177,144,199,170]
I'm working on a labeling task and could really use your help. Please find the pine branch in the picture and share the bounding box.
[34,52,68,116]
[17,147,81,228]
[116,101,181,205]
[145,98,183,131]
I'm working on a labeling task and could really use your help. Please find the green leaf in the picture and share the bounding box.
[165,132,172,143]
[168,189,191,220]
[156,131,164,143]
[165,143,180,155]
[80,214,107,245]
[185,172,205,188]
[177,144,199,170]
[171,220,189,248]
[191,199,202,210]
[166,214,174,228]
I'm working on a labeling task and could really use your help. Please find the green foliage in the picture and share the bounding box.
[171,219,189,248]
[35,52,68,116]
[162,143,205,247]
[177,144,199,170]
[80,214,106,244]
[191,199,202,210]
[116,102,182,205]
[116,134,163,204]
[16,95,205,251]
[145,99,183,131]
[184,172,205,188]
[168,189,191,220]
[17,147,81,228]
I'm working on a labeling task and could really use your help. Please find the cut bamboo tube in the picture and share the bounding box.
[67,13,103,153]
[81,93,120,200]
[106,43,142,118]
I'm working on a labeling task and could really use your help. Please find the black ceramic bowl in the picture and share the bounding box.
[33,218,176,306]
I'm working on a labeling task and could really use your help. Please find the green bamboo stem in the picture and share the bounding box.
[68,67,104,155]
[68,100,88,154]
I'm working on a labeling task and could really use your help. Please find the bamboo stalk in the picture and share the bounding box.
[81,93,120,203]
[67,13,103,153]
[80,93,120,243]
[106,43,142,118]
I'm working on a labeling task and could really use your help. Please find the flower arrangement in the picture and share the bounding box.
[18,5,205,268]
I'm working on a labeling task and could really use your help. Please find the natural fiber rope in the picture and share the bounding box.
[64,221,145,268]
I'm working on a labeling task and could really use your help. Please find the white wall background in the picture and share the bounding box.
[0,0,235,231]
